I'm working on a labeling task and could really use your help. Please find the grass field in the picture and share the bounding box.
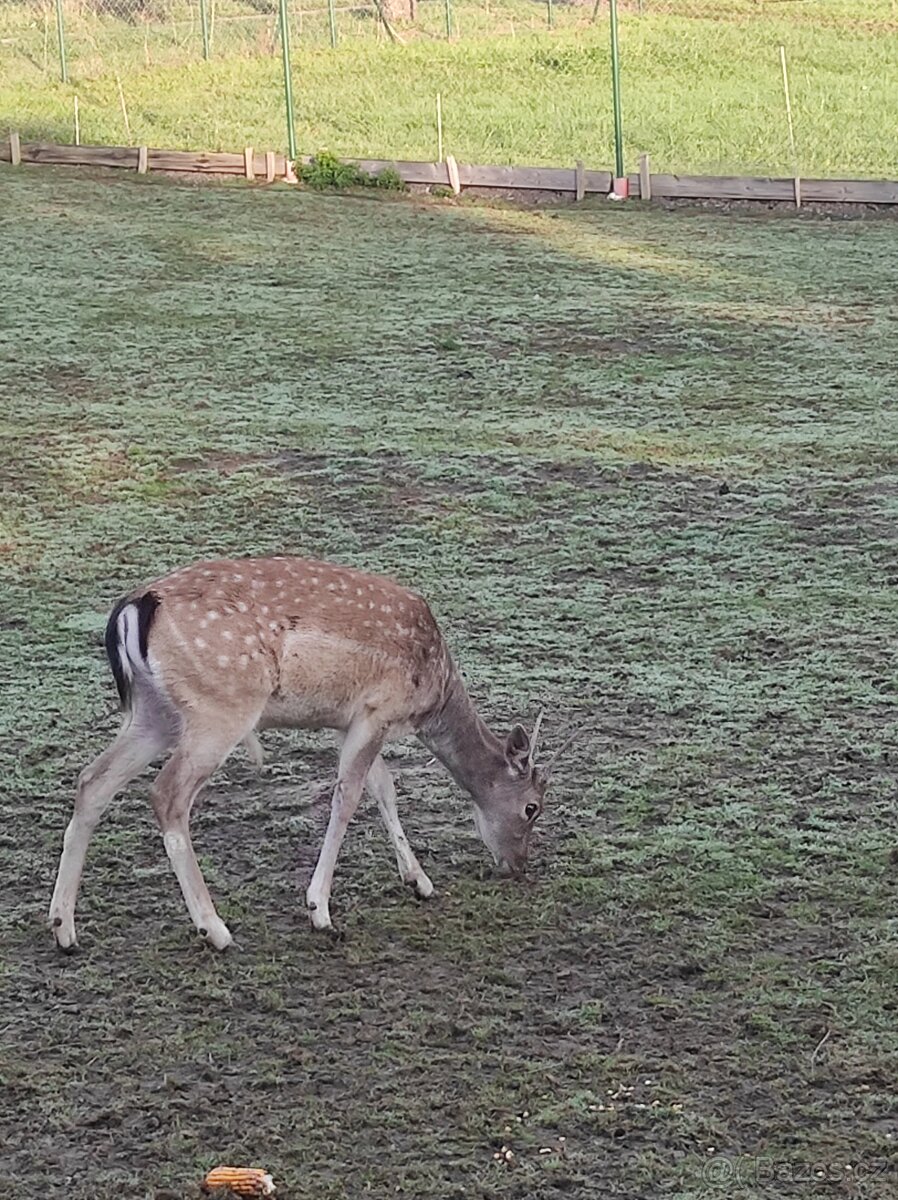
[2,166,898,1199]
[2,0,897,176]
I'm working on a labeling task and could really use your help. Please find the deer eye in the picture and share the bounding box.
[525,802,540,823]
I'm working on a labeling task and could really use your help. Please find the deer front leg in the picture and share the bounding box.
[306,717,383,932]
[366,755,433,899]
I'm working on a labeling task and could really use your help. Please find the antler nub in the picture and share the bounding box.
[542,715,597,777]
[528,709,544,765]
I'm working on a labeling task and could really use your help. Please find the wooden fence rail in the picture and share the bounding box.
[3,140,898,205]
[0,141,290,177]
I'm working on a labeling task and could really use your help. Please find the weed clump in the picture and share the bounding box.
[299,151,407,192]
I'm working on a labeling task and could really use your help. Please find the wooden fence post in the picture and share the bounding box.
[10,131,21,166]
[638,152,651,200]
[244,146,255,180]
[575,160,585,201]
[137,145,148,174]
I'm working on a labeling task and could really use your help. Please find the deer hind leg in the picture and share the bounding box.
[149,719,251,951]
[50,709,174,952]
[306,717,384,932]
[366,755,433,899]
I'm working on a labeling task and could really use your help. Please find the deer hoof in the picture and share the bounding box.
[405,874,434,900]
[199,919,233,951]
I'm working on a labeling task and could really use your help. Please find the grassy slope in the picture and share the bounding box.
[1,0,896,175]
[1,168,897,1199]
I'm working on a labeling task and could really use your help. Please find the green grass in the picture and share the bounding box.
[1,167,898,1198]
[2,0,897,175]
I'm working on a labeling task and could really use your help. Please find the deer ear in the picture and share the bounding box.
[505,724,531,776]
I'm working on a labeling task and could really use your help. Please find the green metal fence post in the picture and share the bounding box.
[278,0,297,161]
[609,0,624,180]
[444,0,452,39]
[200,0,211,60]
[327,0,338,48]
[54,0,68,84]
[547,0,554,28]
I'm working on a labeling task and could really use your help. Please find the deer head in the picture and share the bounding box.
[469,713,547,875]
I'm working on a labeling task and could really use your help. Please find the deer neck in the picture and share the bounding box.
[419,672,506,803]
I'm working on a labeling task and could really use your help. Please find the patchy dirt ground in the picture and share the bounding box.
[1,168,896,1199]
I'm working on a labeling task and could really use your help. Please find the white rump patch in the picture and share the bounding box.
[116,605,142,685]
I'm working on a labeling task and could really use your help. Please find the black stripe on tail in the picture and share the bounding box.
[104,591,161,709]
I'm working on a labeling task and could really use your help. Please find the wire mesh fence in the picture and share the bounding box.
[2,0,896,179]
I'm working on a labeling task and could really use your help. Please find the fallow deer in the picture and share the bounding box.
[49,556,549,951]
